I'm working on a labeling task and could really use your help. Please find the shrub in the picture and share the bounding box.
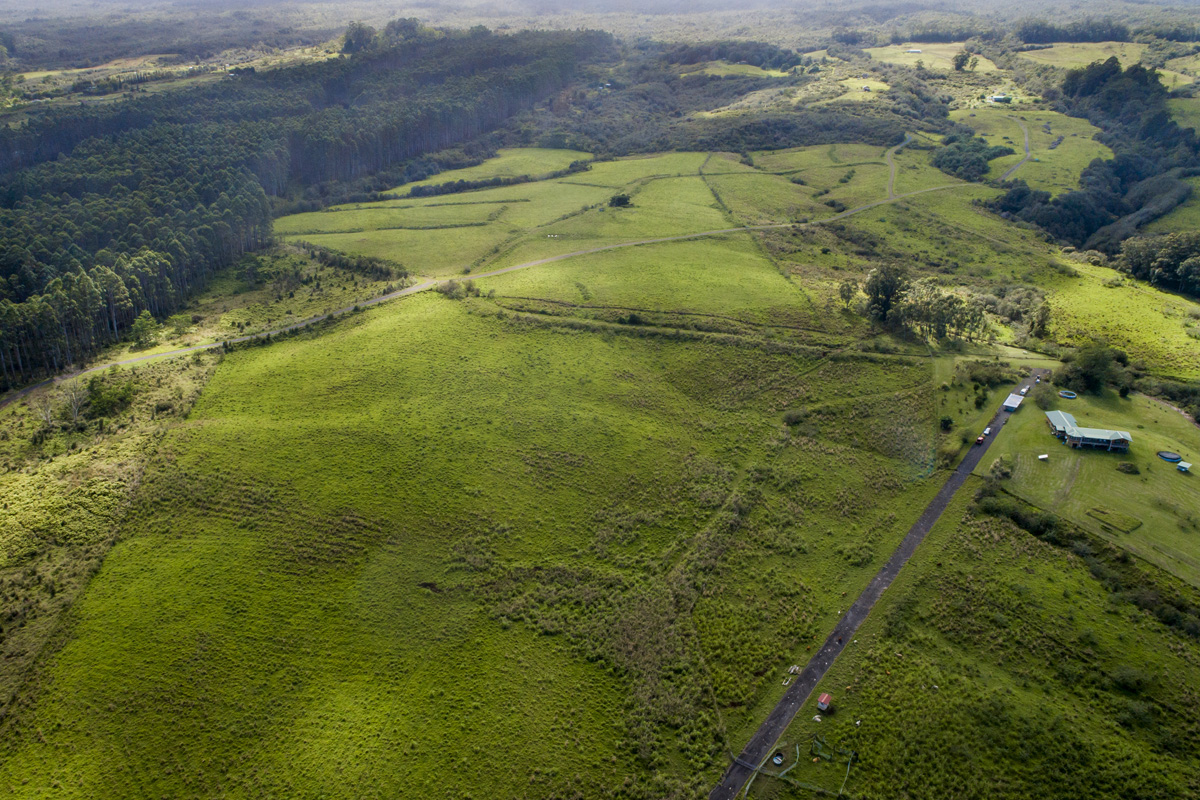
[1117,462,1140,474]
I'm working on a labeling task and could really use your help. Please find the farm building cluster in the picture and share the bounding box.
[1045,410,1132,452]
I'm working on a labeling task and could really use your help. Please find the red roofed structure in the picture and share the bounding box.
[817,693,832,712]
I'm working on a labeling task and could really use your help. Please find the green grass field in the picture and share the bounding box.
[1046,260,1200,380]
[389,147,592,194]
[951,108,1111,196]
[751,479,1200,799]
[11,138,1200,798]
[680,61,791,78]
[1016,42,1193,88]
[985,391,1200,586]
[864,43,998,72]
[0,292,950,797]
[1142,176,1200,234]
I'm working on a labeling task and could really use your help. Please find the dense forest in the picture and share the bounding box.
[0,28,613,387]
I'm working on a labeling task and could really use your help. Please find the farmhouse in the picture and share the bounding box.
[1044,410,1132,452]
[1003,393,1024,411]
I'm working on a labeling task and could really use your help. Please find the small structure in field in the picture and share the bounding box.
[1038,454,1049,461]
[991,94,1013,103]
[817,693,833,712]
[1180,462,1192,473]
[906,49,923,53]
[1003,393,1024,411]
[1045,410,1132,452]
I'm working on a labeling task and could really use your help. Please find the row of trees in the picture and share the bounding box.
[0,28,614,387]
[848,265,991,342]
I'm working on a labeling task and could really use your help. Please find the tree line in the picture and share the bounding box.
[0,28,613,388]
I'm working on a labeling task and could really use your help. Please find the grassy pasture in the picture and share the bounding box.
[864,43,998,72]
[704,170,826,225]
[476,234,809,323]
[1142,176,1200,234]
[889,147,963,195]
[680,61,790,78]
[1045,260,1200,380]
[986,391,1200,586]
[951,108,1110,196]
[754,480,1200,799]
[389,147,591,193]
[0,293,949,797]
[279,180,614,277]
[1168,97,1200,133]
[1015,42,1193,88]
[751,143,888,173]
[273,202,501,235]
[1015,41,1147,70]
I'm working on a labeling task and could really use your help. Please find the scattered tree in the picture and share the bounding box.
[609,193,631,208]
[864,264,910,322]
[63,380,87,425]
[838,278,859,309]
[952,51,971,71]
[35,391,56,427]
[130,310,159,348]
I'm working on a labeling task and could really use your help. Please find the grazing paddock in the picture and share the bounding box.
[864,43,998,72]
[1142,176,1200,234]
[680,61,791,78]
[1046,260,1200,380]
[0,293,948,798]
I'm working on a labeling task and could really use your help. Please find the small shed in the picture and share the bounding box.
[906,49,923,53]
[1003,393,1024,411]
[1180,462,1192,473]
[817,693,833,712]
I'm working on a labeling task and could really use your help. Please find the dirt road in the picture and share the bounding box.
[999,116,1032,182]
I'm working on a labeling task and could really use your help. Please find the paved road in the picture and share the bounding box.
[999,116,1032,182]
[710,370,1050,800]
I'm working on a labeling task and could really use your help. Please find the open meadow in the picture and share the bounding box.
[11,121,1200,798]
[0,291,950,798]
[864,43,998,73]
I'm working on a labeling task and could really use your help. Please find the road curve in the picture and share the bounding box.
[2,140,974,411]
[999,116,1032,182]
[709,370,1050,800]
